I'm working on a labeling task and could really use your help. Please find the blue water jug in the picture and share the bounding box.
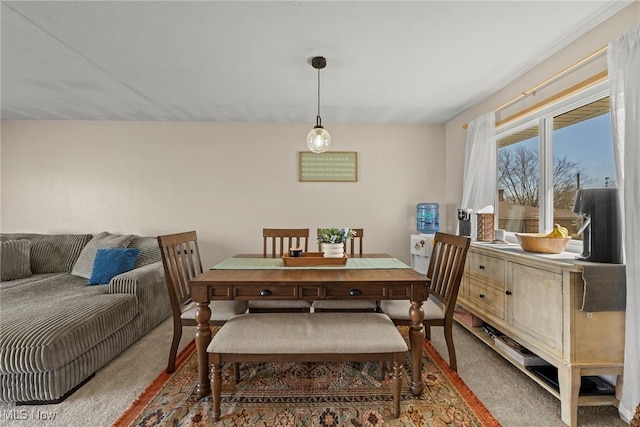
[417,203,439,234]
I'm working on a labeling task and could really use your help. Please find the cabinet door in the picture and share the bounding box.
[508,263,563,354]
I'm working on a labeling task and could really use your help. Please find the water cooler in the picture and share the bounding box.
[410,234,434,275]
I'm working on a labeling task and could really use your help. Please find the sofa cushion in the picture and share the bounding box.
[0,273,138,374]
[71,232,135,279]
[0,233,93,274]
[88,248,140,285]
[1,239,32,281]
[127,235,162,269]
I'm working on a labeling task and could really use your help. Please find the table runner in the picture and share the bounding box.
[211,257,410,270]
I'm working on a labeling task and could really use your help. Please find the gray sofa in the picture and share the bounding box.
[0,232,171,403]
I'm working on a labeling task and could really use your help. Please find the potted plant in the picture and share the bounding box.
[317,228,357,258]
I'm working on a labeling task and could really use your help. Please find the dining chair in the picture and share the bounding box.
[312,228,378,312]
[262,228,309,257]
[247,228,312,313]
[379,232,470,371]
[157,231,247,373]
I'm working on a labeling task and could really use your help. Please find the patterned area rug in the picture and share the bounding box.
[114,327,500,426]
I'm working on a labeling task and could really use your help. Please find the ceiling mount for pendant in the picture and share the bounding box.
[311,56,326,70]
[306,56,331,153]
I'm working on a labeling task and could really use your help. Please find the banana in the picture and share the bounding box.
[545,224,569,238]
[558,225,569,237]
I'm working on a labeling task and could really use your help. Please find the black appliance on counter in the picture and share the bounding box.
[458,209,472,237]
[572,187,623,264]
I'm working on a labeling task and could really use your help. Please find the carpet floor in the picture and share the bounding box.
[0,318,627,426]
[114,327,499,426]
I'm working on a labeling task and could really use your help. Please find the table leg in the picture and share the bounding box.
[558,363,580,427]
[195,301,212,399]
[409,299,425,395]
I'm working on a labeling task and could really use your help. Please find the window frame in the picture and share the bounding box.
[495,80,611,253]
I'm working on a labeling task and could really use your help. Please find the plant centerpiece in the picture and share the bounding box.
[317,228,356,258]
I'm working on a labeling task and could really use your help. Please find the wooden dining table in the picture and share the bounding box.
[189,253,430,399]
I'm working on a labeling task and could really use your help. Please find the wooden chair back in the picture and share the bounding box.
[263,228,309,257]
[317,228,363,255]
[157,231,203,317]
[426,232,471,316]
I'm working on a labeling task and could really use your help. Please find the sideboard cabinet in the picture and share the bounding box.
[457,243,625,427]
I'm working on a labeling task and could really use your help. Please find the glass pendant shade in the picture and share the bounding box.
[307,56,330,153]
[306,126,331,153]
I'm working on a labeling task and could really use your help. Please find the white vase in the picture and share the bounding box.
[322,243,344,258]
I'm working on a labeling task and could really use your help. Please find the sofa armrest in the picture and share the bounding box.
[109,261,171,336]
[109,261,164,294]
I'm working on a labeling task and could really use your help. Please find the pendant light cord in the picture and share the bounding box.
[316,68,322,127]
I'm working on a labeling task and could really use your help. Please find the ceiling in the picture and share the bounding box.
[0,1,631,125]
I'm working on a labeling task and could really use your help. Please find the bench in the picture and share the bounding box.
[207,312,408,421]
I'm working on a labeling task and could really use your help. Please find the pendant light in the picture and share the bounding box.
[306,56,331,153]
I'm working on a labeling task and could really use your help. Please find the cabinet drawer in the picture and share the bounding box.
[324,284,386,299]
[467,252,505,286]
[467,277,505,319]
[233,285,298,299]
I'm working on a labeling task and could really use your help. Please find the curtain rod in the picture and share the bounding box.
[462,45,607,129]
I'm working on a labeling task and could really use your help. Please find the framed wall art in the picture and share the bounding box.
[298,151,358,182]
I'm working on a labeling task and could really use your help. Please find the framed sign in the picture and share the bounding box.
[298,151,358,182]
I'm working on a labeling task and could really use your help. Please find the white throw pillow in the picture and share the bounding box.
[71,232,135,279]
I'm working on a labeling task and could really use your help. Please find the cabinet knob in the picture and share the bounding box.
[259,289,272,297]
[505,290,512,296]
[349,289,362,297]
[479,265,485,270]
[479,293,485,299]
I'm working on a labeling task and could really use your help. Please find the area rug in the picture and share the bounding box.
[114,327,500,426]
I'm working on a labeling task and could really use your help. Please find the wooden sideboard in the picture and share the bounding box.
[456,243,625,427]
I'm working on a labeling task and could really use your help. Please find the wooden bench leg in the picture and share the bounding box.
[392,353,403,418]
[210,355,222,422]
[233,362,240,384]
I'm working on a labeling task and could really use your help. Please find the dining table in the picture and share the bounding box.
[189,253,430,399]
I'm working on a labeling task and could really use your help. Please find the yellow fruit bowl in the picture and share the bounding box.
[515,233,571,254]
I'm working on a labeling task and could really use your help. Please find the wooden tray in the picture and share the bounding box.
[282,252,348,267]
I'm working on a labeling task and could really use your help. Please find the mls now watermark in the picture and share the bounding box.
[0,409,57,421]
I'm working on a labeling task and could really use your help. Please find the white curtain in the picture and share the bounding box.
[461,112,496,239]
[608,24,640,423]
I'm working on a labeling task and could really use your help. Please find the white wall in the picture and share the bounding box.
[0,120,444,265]
[443,2,640,234]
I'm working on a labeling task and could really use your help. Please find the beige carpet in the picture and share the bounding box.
[0,318,627,427]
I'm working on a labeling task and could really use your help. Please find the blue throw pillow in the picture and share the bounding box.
[88,248,140,285]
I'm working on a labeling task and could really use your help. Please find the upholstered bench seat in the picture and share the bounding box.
[208,312,407,420]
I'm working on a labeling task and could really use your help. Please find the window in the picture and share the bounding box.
[498,123,540,233]
[496,82,615,243]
